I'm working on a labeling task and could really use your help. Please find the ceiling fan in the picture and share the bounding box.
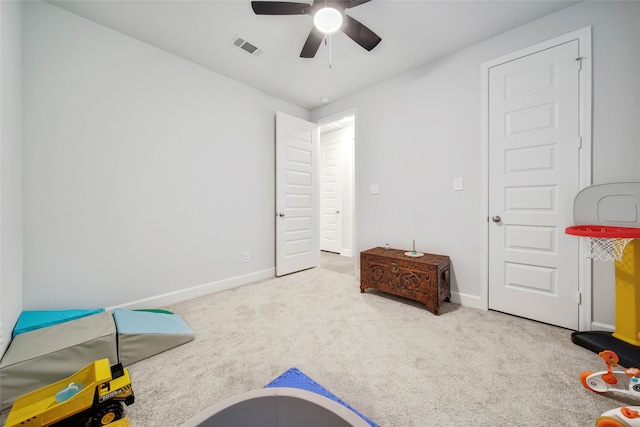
[251,0,381,58]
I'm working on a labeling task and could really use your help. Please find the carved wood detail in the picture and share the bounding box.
[360,247,450,315]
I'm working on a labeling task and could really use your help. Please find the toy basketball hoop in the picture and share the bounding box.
[567,182,640,366]
[565,225,640,262]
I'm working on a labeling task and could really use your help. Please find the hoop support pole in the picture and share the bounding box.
[612,239,640,346]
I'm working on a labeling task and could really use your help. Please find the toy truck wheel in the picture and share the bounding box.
[92,402,124,426]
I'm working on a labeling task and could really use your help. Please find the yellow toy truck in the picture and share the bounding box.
[5,358,134,427]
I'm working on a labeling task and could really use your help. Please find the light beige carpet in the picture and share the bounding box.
[1,267,634,425]
[124,267,634,426]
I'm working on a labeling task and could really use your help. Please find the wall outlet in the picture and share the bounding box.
[243,252,250,263]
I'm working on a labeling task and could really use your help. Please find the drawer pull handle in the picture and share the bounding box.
[390,262,399,273]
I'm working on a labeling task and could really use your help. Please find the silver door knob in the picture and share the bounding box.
[492,215,502,223]
[336,210,340,214]
[278,212,285,218]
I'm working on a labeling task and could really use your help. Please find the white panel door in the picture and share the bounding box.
[275,112,318,277]
[488,41,581,329]
[320,140,342,253]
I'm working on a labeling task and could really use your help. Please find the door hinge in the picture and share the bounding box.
[577,292,582,305]
[576,57,583,71]
[578,136,583,148]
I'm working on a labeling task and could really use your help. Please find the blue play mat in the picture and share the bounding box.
[265,367,378,427]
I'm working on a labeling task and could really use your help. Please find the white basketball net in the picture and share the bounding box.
[584,237,633,262]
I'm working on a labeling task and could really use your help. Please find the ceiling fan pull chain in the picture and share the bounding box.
[328,34,333,69]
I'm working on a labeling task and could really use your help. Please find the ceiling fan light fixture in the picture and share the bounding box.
[313,7,343,34]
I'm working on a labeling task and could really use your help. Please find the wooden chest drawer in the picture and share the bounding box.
[360,247,450,314]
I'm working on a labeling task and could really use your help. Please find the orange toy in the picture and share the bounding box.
[581,350,640,396]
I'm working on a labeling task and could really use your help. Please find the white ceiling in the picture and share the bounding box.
[46,0,579,110]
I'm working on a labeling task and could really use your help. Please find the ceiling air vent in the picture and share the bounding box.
[231,36,264,57]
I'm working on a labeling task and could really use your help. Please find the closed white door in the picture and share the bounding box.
[488,40,581,329]
[320,140,342,253]
[275,112,318,277]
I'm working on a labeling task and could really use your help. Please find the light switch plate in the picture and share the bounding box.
[370,184,379,194]
[453,177,463,191]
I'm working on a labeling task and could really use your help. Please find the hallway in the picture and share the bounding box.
[319,251,356,276]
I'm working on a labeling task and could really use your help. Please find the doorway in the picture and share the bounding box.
[481,28,592,330]
[274,111,356,277]
[319,251,356,276]
[318,112,356,273]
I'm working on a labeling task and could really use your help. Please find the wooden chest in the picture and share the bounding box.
[360,247,450,314]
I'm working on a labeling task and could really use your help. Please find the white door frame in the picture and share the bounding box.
[316,108,358,275]
[480,27,593,331]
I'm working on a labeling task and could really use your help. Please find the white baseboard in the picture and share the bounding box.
[106,268,275,311]
[450,291,483,309]
[590,321,615,332]
[106,273,513,317]
[452,293,616,331]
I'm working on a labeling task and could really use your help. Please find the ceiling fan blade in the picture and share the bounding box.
[342,0,372,9]
[342,14,381,51]
[300,27,324,58]
[251,1,312,15]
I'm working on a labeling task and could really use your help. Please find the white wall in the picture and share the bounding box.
[311,1,640,327]
[12,0,640,327]
[0,0,24,355]
[22,1,308,309]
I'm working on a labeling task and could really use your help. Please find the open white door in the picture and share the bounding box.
[275,112,318,276]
